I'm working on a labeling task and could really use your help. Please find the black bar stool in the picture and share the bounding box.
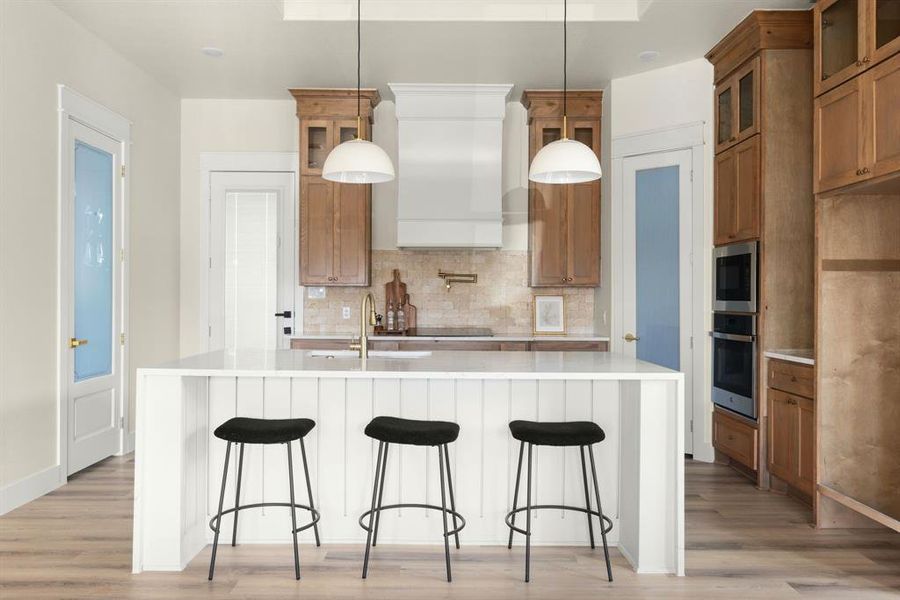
[208,417,321,581]
[359,416,466,582]
[505,420,613,583]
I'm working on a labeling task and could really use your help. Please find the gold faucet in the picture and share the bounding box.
[349,292,377,358]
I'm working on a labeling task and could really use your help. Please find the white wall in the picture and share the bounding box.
[179,97,533,356]
[0,0,181,489]
[608,58,715,460]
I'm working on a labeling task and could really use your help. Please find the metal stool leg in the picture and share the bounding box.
[208,441,231,581]
[579,445,596,549]
[525,442,533,583]
[231,443,245,547]
[287,441,301,580]
[588,445,613,582]
[507,440,525,549]
[437,444,452,582]
[372,443,389,547]
[443,444,460,549]
[362,441,385,579]
[299,438,320,547]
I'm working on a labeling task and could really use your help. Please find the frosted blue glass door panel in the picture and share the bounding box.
[73,141,114,382]
[635,166,680,371]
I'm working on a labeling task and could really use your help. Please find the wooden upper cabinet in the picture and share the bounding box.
[815,75,867,192]
[715,57,761,154]
[814,51,900,192]
[522,91,602,287]
[871,0,900,66]
[567,120,602,285]
[301,120,332,176]
[869,52,900,177]
[332,176,370,284]
[815,0,900,97]
[714,136,760,245]
[300,176,334,285]
[291,89,378,286]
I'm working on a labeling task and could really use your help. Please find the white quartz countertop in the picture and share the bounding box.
[142,349,680,380]
[764,349,815,366]
[294,334,611,342]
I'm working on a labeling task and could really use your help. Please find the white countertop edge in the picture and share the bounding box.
[294,335,611,342]
[764,350,815,366]
[138,368,682,381]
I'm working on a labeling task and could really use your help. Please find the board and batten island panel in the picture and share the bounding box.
[132,350,684,575]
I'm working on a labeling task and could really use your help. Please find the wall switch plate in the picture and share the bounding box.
[307,287,326,299]
[342,306,351,319]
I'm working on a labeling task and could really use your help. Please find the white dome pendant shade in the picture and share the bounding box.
[528,0,601,185]
[529,137,602,184]
[323,136,395,184]
[321,0,394,185]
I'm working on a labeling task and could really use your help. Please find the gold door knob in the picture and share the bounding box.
[623,333,640,342]
[69,338,88,348]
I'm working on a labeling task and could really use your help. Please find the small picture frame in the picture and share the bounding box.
[533,294,566,335]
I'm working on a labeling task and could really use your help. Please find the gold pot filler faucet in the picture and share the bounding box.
[349,292,377,359]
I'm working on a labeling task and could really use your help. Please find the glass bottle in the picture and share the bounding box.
[397,301,406,332]
[387,300,395,331]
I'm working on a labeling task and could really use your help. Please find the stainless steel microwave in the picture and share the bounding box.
[713,241,758,313]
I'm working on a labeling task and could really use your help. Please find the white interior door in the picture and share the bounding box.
[621,149,694,453]
[208,172,296,351]
[64,121,124,475]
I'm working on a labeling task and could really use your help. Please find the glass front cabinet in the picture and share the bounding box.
[291,89,377,286]
[815,0,900,96]
[715,57,760,154]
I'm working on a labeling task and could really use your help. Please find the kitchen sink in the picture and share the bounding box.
[306,350,432,359]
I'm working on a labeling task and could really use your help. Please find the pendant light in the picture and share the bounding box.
[322,0,395,184]
[528,0,602,184]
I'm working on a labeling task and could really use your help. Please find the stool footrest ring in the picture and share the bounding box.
[504,504,612,537]
[359,503,466,538]
[209,502,321,535]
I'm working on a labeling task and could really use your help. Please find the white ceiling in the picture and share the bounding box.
[53,0,811,100]
[281,0,654,22]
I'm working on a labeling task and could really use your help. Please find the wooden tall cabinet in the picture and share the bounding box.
[706,11,816,490]
[812,0,900,532]
[290,89,378,286]
[521,90,602,287]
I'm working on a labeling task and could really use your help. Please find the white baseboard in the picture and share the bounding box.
[0,464,64,515]
[119,431,135,455]
[692,440,715,463]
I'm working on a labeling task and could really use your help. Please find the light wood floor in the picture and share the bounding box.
[1,456,898,599]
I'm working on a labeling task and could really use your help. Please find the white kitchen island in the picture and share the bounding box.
[132,350,684,576]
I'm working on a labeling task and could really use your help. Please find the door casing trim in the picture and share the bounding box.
[57,85,132,483]
[199,153,300,354]
[611,121,713,462]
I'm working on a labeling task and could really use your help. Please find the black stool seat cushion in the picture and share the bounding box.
[214,417,315,444]
[509,420,605,447]
[365,416,460,446]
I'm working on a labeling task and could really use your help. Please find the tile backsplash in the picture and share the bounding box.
[302,250,595,335]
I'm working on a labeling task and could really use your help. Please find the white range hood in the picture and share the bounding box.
[389,83,513,248]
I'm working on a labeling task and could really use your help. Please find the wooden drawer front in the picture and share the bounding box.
[500,342,530,351]
[768,359,814,398]
[397,340,501,351]
[530,340,608,351]
[714,410,759,471]
[291,339,349,350]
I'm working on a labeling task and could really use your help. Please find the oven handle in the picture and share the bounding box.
[711,332,756,342]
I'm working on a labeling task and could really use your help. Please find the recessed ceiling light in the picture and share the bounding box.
[201,47,224,58]
[639,50,660,63]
